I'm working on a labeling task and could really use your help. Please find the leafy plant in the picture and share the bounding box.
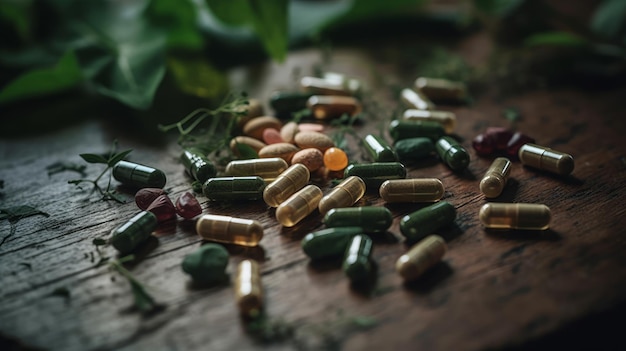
[109,255,161,314]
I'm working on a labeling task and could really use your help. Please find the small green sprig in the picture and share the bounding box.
[109,255,160,314]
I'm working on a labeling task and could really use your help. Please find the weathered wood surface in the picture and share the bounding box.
[2,35,626,351]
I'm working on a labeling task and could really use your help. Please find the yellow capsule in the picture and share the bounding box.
[318,176,366,215]
[263,164,310,207]
[518,143,574,176]
[400,88,435,110]
[402,109,457,134]
[480,157,512,198]
[306,95,362,120]
[415,77,467,102]
[195,214,263,246]
[396,235,446,281]
[300,76,351,96]
[379,178,444,203]
[234,259,263,317]
[225,157,289,182]
[276,185,323,227]
[479,203,551,230]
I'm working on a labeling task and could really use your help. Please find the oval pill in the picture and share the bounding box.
[263,164,310,207]
[109,211,157,255]
[195,214,263,246]
[518,143,574,176]
[394,137,435,161]
[343,234,373,283]
[112,160,166,189]
[181,148,217,183]
[363,134,398,162]
[225,158,289,182]
[306,95,362,120]
[202,176,266,201]
[234,98,264,127]
[301,227,364,260]
[344,162,406,189]
[323,206,393,233]
[275,185,323,227]
[389,120,445,142]
[379,178,444,203]
[396,235,447,281]
[294,131,335,152]
[415,77,467,102]
[230,136,266,157]
[234,259,263,317]
[436,136,470,171]
[401,88,435,110]
[400,201,456,243]
[243,116,282,141]
[480,157,511,198]
[318,176,366,215]
[257,142,299,163]
[402,109,457,134]
[479,203,551,230]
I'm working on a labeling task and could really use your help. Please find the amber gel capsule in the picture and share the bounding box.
[479,203,551,230]
[225,157,288,182]
[363,134,398,162]
[400,201,456,243]
[235,260,263,317]
[379,178,444,203]
[306,95,362,120]
[415,77,467,102]
[196,214,263,246]
[203,176,266,201]
[323,207,393,233]
[109,211,157,255]
[396,235,447,281]
[263,163,310,208]
[343,235,373,282]
[276,185,323,227]
[181,148,216,183]
[402,109,457,134]
[480,157,512,198]
[318,176,366,215]
[518,143,574,176]
[436,136,470,172]
[112,161,166,189]
[400,88,435,110]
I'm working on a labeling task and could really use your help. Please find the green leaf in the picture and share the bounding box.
[107,149,132,167]
[167,56,227,99]
[525,31,588,47]
[145,0,204,50]
[129,279,158,313]
[591,0,626,40]
[0,205,50,224]
[0,1,33,42]
[79,153,109,164]
[205,0,253,26]
[234,142,258,160]
[351,316,378,329]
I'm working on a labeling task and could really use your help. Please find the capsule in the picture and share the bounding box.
[402,109,457,134]
[396,235,447,281]
[181,148,217,183]
[112,160,166,189]
[195,214,263,246]
[203,176,266,201]
[275,185,323,227]
[225,158,289,182]
[363,134,398,162]
[269,91,313,117]
[480,157,512,198]
[379,178,444,203]
[518,143,574,176]
[301,227,364,260]
[389,120,445,142]
[415,77,467,102]
[343,235,373,282]
[344,162,406,189]
[436,136,470,171]
[394,137,435,161]
[300,76,354,96]
[109,211,157,255]
[323,207,393,233]
[479,203,551,230]
[323,72,363,96]
[263,164,310,207]
[234,259,263,317]
[400,201,456,243]
[401,88,435,110]
[318,176,366,215]
[306,95,362,120]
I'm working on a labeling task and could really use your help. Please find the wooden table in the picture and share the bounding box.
[2,31,626,351]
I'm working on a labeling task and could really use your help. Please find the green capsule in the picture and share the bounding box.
[394,137,435,161]
[400,201,456,244]
[435,136,470,171]
[301,227,364,260]
[109,211,157,255]
[344,162,406,189]
[363,134,398,162]
[389,120,445,142]
[112,161,166,189]
[181,243,229,285]
[343,235,373,282]
[323,207,393,233]
[203,176,266,201]
[181,148,217,183]
[269,91,313,117]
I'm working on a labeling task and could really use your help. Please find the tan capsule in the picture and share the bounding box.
[479,203,551,230]
[400,88,435,110]
[235,98,264,127]
[196,214,263,246]
[300,76,352,96]
[480,157,512,198]
[263,163,310,207]
[415,77,467,102]
[280,121,299,144]
[518,143,574,176]
[323,72,363,96]
[306,95,362,120]
[225,158,289,181]
[402,109,457,134]
[294,131,335,152]
[291,148,324,172]
[318,176,366,215]
[396,235,446,281]
[276,185,323,227]
[230,136,266,157]
[243,116,282,140]
[234,259,263,317]
[379,178,444,203]
[258,143,299,163]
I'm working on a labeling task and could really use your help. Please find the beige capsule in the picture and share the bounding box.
[415,77,467,102]
[479,203,551,230]
[235,259,263,317]
[225,158,289,181]
[243,116,282,140]
[196,214,263,246]
[323,72,363,96]
[276,185,323,227]
[396,235,446,281]
[379,178,444,203]
[294,131,335,152]
[401,88,435,110]
[230,136,266,157]
[402,109,457,134]
[306,95,362,120]
[480,157,512,198]
[258,143,299,163]
[318,176,366,215]
[518,143,574,176]
[291,148,324,172]
[280,121,299,144]
[263,163,310,207]
[300,76,352,96]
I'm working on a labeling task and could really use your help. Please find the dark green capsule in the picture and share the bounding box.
[323,206,393,233]
[301,227,364,260]
[394,137,435,161]
[203,176,266,201]
[112,160,166,189]
[181,148,216,183]
[400,201,456,244]
[181,243,229,285]
[109,211,157,254]
[269,91,313,117]
[363,134,398,162]
[344,162,406,189]
[435,136,470,171]
[343,234,373,282]
[389,120,445,142]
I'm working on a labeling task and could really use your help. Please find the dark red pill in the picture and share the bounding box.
[175,192,202,219]
[135,188,166,210]
[506,132,535,158]
[472,133,495,156]
[485,127,513,152]
[147,194,177,222]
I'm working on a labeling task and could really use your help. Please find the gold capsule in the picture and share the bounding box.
[234,259,263,317]
[402,109,457,134]
[479,203,551,230]
[276,185,323,227]
[263,164,310,207]
[195,214,263,246]
[480,157,512,198]
[306,95,362,120]
[396,235,446,281]
[318,176,366,215]
[400,88,435,110]
[225,158,288,182]
[379,178,444,203]
[415,77,467,102]
[300,76,352,96]
[518,143,574,176]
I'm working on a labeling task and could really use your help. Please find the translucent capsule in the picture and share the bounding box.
[414,77,467,102]
[518,143,574,176]
[323,206,393,233]
[300,76,352,96]
[203,176,266,201]
[389,120,445,142]
[480,157,512,198]
[323,147,349,171]
[306,95,362,120]
[394,137,435,161]
[276,185,323,227]
[109,211,157,255]
[269,91,313,118]
[396,235,446,281]
[301,227,364,260]
[400,88,435,110]
[318,176,365,215]
[363,134,398,162]
[225,158,289,182]
[263,164,310,208]
[402,109,457,134]
[479,203,551,230]
[195,214,264,246]
[343,235,373,282]
[234,259,263,317]
[436,136,470,171]
[112,161,166,189]
[344,162,406,189]
[379,178,444,203]
[400,201,456,243]
[323,72,363,96]
[181,148,217,183]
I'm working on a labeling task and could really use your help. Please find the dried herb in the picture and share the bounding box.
[109,255,161,314]
[246,313,295,343]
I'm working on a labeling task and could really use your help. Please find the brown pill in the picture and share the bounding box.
[243,116,282,140]
[294,131,335,152]
[280,121,299,144]
[230,136,266,157]
[235,98,264,127]
[291,148,324,172]
[258,143,300,163]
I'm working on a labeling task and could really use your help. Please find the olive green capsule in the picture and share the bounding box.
[401,88,435,110]
[389,120,445,142]
[112,161,166,189]
[202,176,266,201]
[344,162,406,189]
[343,235,373,282]
[109,211,157,255]
[301,227,364,260]
[402,109,457,134]
[181,243,229,285]
[479,203,551,230]
[225,157,289,182]
[400,201,456,243]
[435,136,470,171]
[181,148,217,183]
[269,91,313,117]
[363,134,398,162]
[394,137,435,161]
[518,143,574,176]
[323,207,393,233]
